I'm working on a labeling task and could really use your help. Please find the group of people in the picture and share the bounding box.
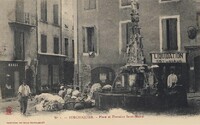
[58,85,91,102]
[58,85,81,100]
[131,66,181,96]
[15,66,180,115]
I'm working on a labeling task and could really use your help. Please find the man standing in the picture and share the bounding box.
[18,80,31,115]
[167,69,178,88]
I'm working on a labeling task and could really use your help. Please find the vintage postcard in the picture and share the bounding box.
[0,0,200,125]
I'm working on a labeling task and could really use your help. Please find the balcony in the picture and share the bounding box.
[8,12,36,30]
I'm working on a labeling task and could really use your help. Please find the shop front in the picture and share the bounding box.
[185,46,200,92]
[36,54,65,94]
[150,51,189,91]
[0,61,26,99]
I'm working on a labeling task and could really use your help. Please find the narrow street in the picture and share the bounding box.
[1,93,200,116]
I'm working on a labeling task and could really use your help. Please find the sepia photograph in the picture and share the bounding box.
[0,0,200,125]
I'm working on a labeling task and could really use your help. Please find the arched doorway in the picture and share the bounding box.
[91,67,115,85]
[194,56,200,91]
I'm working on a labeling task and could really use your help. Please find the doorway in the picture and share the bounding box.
[14,71,20,95]
[64,61,74,85]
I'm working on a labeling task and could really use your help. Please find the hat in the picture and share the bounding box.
[139,66,145,70]
[60,86,64,90]
[150,65,159,68]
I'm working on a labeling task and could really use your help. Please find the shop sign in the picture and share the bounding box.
[8,63,19,67]
[151,52,186,63]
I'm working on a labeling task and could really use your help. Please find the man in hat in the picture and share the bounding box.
[18,80,31,115]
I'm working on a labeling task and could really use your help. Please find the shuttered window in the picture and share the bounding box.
[84,0,96,10]
[162,18,178,50]
[121,0,131,6]
[16,0,24,23]
[65,38,69,56]
[41,34,47,53]
[14,31,24,60]
[82,27,97,53]
[121,22,132,52]
[54,37,59,54]
[41,0,47,22]
[53,4,59,25]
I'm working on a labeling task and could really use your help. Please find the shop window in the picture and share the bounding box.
[41,0,47,22]
[64,38,69,56]
[54,37,59,54]
[14,31,25,60]
[41,65,49,86]
[84,0,96,10]
[41,34,47,53]
[53,65,59,84]
[162,18,178,50]
[53,4,59,25]
[121,0,131,7]
[82,27,97,53]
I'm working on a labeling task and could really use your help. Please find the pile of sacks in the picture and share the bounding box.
[34,93,64,111]
[63,88,88,110]
[63,83,104,110]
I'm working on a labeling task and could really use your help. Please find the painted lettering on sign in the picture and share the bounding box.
[151,52,186,63]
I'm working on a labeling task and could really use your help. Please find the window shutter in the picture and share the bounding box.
[87,28,93,52]
[90,0,96,9]
[94,26,97,53]
[41,35,47,53]
[44,0,47,21]
[53,4,59,24]
[162,19,168,51]
[20,32,24,60]
[72,40,75,58]
[65,38,69,56]
[16,0,24,22]
[14,31,20,59]
[41,0,47,21]
[84,0,89,10]
[82,27,86,53]
[54,37,59,54]
[41,0,44,20]
[126,22,132,46]
[121,23,127,52]
[169,19,178,50]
